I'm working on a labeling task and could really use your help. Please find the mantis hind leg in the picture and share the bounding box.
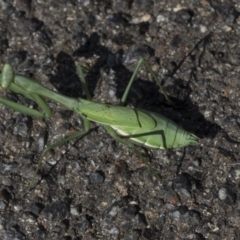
[120,58,173,106]
[104,125,179,201]
[116,59,180,192]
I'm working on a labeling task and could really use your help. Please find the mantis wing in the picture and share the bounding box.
[76,99,157,130]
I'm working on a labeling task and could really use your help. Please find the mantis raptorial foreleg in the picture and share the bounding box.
[0,64,92,194]
[0,64,52,117]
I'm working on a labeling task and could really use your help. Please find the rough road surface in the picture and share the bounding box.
[0,1,240,239]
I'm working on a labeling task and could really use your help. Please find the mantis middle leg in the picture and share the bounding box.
[120,57,172,106]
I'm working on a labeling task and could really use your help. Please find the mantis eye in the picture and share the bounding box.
[1,64,14,89]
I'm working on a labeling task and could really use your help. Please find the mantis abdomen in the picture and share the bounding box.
[76,99,199,149]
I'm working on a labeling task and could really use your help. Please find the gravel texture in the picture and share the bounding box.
[0,0,240,239]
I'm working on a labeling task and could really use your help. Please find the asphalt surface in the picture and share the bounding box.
[0,1,240,239]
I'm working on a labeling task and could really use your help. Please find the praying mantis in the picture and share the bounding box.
[0,58,199,192]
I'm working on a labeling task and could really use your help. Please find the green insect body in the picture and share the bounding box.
[76,99,198,149]
[0,60,200,194]
[0,63,198,150]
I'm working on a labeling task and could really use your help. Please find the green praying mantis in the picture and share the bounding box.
[0,58,199,193]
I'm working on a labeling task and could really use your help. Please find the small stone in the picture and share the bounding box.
[89,171,105,184]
